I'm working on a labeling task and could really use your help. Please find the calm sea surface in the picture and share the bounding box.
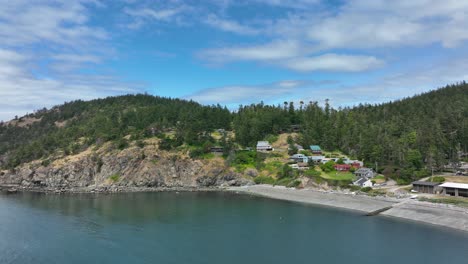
[1,191,467,264]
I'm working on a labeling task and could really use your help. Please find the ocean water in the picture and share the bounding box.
[1,191,467,264]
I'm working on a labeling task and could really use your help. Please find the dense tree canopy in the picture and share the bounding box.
[0,94,231,168]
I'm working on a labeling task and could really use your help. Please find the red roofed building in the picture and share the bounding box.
[334,164,351,171]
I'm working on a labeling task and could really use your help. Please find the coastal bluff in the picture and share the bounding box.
[0,144,252,192]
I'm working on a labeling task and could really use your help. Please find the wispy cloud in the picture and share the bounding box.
[0,0,107,48]
[0,1,143,121]
[122,3,192,29]
[196,0,468,73]
[124,6,186,21]
[198,40,305,62]
[203,15,258,35]
[283,54,385,72]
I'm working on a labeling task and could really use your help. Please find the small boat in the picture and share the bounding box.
[6,188,18,194]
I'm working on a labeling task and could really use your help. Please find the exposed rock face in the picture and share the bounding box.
[0,146,253,192]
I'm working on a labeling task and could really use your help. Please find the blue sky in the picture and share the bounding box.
[1,0,468,121]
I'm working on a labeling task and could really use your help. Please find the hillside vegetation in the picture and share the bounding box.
[1,83,467,184]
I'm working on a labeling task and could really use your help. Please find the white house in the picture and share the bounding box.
[353,178,373,187]
[354,168,375,179]
[309,155,325,162]
[290,154,309,163]
[256,141,273,151]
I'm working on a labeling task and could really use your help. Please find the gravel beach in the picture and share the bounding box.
[229,185,468,232]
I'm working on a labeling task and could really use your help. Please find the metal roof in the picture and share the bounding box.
[310,145,321,151]
[439,182,468,189]
[257,141,270,146]
[412,181,441,186]
[355,168,373,173]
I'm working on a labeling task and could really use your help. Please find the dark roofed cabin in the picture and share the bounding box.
[210,147,224,153]
[412,181,441,194]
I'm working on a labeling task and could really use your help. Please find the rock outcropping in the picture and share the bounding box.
[0,144,253,192]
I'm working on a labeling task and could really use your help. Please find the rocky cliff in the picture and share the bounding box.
[0,141,253,192]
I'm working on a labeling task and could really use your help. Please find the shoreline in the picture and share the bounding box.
[3,183,468,233]
[228,185,468,233]
[0,184,225,194]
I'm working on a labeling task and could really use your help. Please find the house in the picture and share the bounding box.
[411,181,441,194]
[345,159,363,167]
[290,154,308,163]
[257,141,273,151]
[320,158,332,164]
[354,177,373,187]
[297,162,309,170]
[294,144,304,151]
[288,143,304,151]
[354,168,375,179]
[334,164,351,171]
[289,164,299,169]
[290,124,301,132]
[439,182,468,197]
[310,145,322,154]
[309,155,325,162]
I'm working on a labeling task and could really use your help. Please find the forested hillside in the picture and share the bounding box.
[0,95,231,168]
[1,83,467,183]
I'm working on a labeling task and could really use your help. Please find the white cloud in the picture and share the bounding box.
[0,1,143,121]
[188,51,468,109]
[284,54,384,72]
[124,7,186,21]
[300,0,468,49]
[122,3,192,29]
[0,49,142,121]
[198,40,305,63]
[203,15,258,35]
[0,0,107,48]
[196,0,468,72]
[243,0,321,9]
[299,55,468,107]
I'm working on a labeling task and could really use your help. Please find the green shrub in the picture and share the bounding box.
[41,159,51,167]
[361,187,372,192]
[232,151,257,172]
[304,168,321,178]
[287,180,301,188]
[275,177,293,186]
[396,178,410,185]
[189,147,204,158]
[430,176,445,183]
[414,169,431,179]
[320,160,336,173]
[347,185,361,191]
[136,140,145,148]
[116,138,129,150]
[254,176,275,185]
[109,173,120,182]
[264,134,279,144]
